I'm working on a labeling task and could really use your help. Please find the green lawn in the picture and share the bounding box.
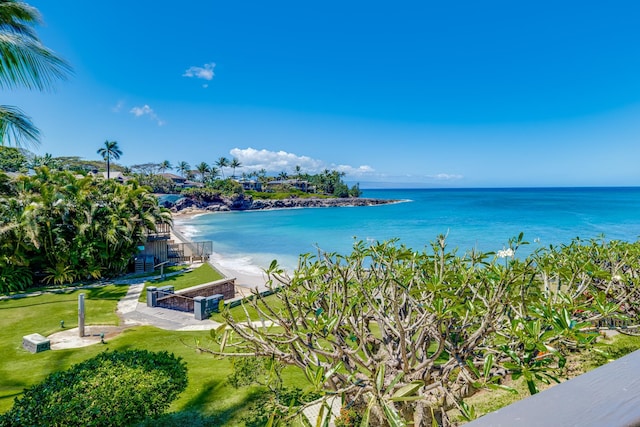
[139,263,225,303]
[3,283,640,426]
[0,284,308,426]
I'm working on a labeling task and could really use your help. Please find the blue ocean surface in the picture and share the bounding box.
[174,187,640,272]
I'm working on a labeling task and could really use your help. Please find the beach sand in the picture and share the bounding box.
[170,213,270,294]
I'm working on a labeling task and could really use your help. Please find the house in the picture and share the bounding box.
[159,172,203,189]
[236,178,263,192]
[100,171,127,183]
[160,173,187,186]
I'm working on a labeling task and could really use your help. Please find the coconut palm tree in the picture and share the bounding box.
[96,140,122,179]
[215,157,229,178]
[229,158,242,178]
[195,162,210,182]
[176,161,190,178]
[0,0,71,147]
[159,160,172,174]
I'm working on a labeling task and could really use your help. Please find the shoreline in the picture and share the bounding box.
[167,196,406,291]
[170,218,271,292]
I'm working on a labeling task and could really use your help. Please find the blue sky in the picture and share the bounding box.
[6,0,640,187]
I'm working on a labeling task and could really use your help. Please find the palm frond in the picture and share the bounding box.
[0,104,39,147]
[0,32,71,91]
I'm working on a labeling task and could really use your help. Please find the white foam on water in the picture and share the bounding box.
[176,224,199,239]
[209,252,265,276]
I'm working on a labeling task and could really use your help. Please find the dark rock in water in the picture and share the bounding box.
[169,194,400,213]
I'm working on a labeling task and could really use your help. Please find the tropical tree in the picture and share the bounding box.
[176,161,190,178]
[159,159,172,174]
[215,156,229,178]
[0,146,26,171]
[196,161,210,182]
[230,157,242,178]
[0,0,71,147]
[203,234,634,426]
[0,168,171,289]
[96,140,122,179]
[277,171,288,180]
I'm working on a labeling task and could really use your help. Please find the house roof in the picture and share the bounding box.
[160,173,187,181]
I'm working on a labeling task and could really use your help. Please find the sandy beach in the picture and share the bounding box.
[170,212,271,293]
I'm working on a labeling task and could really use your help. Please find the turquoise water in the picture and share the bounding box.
[174,187,640,271]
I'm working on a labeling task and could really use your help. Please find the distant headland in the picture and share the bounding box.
[164,193,402,214]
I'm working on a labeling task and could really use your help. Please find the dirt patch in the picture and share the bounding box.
[48,325,126,350]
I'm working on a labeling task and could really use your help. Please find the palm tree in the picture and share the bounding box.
[215,157,229,178]
[229,158,242,178]
[0,0,71,147]
[195,162,210,182]
[96,140,122,179]
[176,161,190,178]
[159,160,172,174]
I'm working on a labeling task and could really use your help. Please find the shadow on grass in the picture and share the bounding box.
[0,299,78,310]
[183,380,222,412]
[85,285,129,300]
[184,380,266,425]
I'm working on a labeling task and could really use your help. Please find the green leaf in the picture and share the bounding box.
[390,395,426,402]
[219,329,229,353]
[391,380,424,400]
[376,364,385,392]
[382,402,406,427]
[265,410,275,427]
[465,359,481,378]
[324,362,343,381]
[486,383,518,394]
[359,397,375,427]
[483,354,494,379]
[387,371,405,390]
[315,403,326,427]
[459,400,477,421]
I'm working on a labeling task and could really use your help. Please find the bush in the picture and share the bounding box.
[0,350,188,427]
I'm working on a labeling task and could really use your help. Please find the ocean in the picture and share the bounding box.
[173,187,640,273]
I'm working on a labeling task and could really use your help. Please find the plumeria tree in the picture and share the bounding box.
[203,234,638,426]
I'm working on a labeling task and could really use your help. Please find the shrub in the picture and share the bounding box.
[0,350,188,427]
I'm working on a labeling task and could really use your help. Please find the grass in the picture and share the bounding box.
[210,292,284,323]
[4,283,640,425]
[139,263,224,303]
[0,284,308,426]
[119,264,189,281]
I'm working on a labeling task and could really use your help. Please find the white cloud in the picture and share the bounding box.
[335,164,375,176]
[129,104,165,126]
[183,62,216,82]
[229,147,374,177]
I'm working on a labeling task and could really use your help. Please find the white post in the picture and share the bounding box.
[78,293,85,337]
